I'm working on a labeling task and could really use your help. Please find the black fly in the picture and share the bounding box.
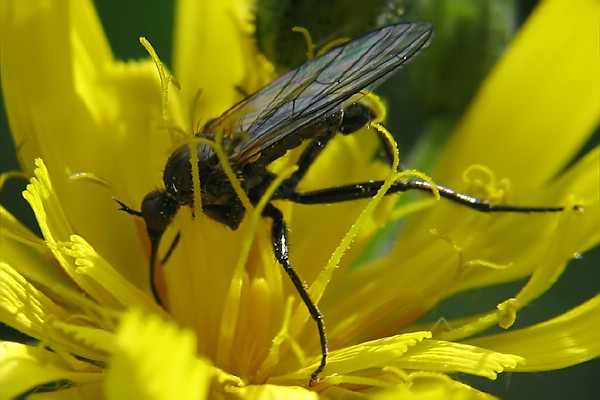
[116,23,566,385]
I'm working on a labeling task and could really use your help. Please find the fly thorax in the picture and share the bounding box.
[163,141,241,206]
[163,144,195,206]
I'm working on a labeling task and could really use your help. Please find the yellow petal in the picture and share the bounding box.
[1,0,112,175]
[0,206,70,290]
[229,384,318,400]
[434,0,599,192]
[0,263,114,361]
[289,129,396,282]
[466,295,600,371]
[513,181,598,307]
[23,384,105,400]
[273,332,432,382]
[23,159,158,308]
[370,372,496,400]
[434,148,600,340]
[396,340,523,380]
[0,341,103,399]
[449,148,599,296]
[173,0,273,120]
[327,332,434,377]
[1,0,174,289]
[105,309,212,400]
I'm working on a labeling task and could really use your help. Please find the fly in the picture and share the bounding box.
[116,22,568,385]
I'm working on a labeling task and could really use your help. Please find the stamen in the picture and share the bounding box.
[290,123,401,337]
[429,228,511,275]
[215,155,297,371]
[139,37,180,129]
[497,298,519,329]
[67,172,110,188]
[0,171,29,192]
[256,297,295,382]
[291,27,315,61]
[462,164,510,201]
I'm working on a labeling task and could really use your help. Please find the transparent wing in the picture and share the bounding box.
[208,22,433,164]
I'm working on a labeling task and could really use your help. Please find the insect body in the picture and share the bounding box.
[117,22,566,385]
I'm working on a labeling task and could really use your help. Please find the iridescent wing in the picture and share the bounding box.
[207,22,433,165]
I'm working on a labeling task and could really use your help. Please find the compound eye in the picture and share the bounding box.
[141,190,178,235]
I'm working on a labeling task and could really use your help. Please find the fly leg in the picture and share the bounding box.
[283,131,336,189]
[283,102,384,190]
[265,104,392,384]
[262,203,328,385]
[284,178,566,212]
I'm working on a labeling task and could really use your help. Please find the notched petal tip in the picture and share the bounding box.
[467,295,600,372]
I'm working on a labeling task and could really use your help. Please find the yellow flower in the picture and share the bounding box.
[1,0,598,399]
